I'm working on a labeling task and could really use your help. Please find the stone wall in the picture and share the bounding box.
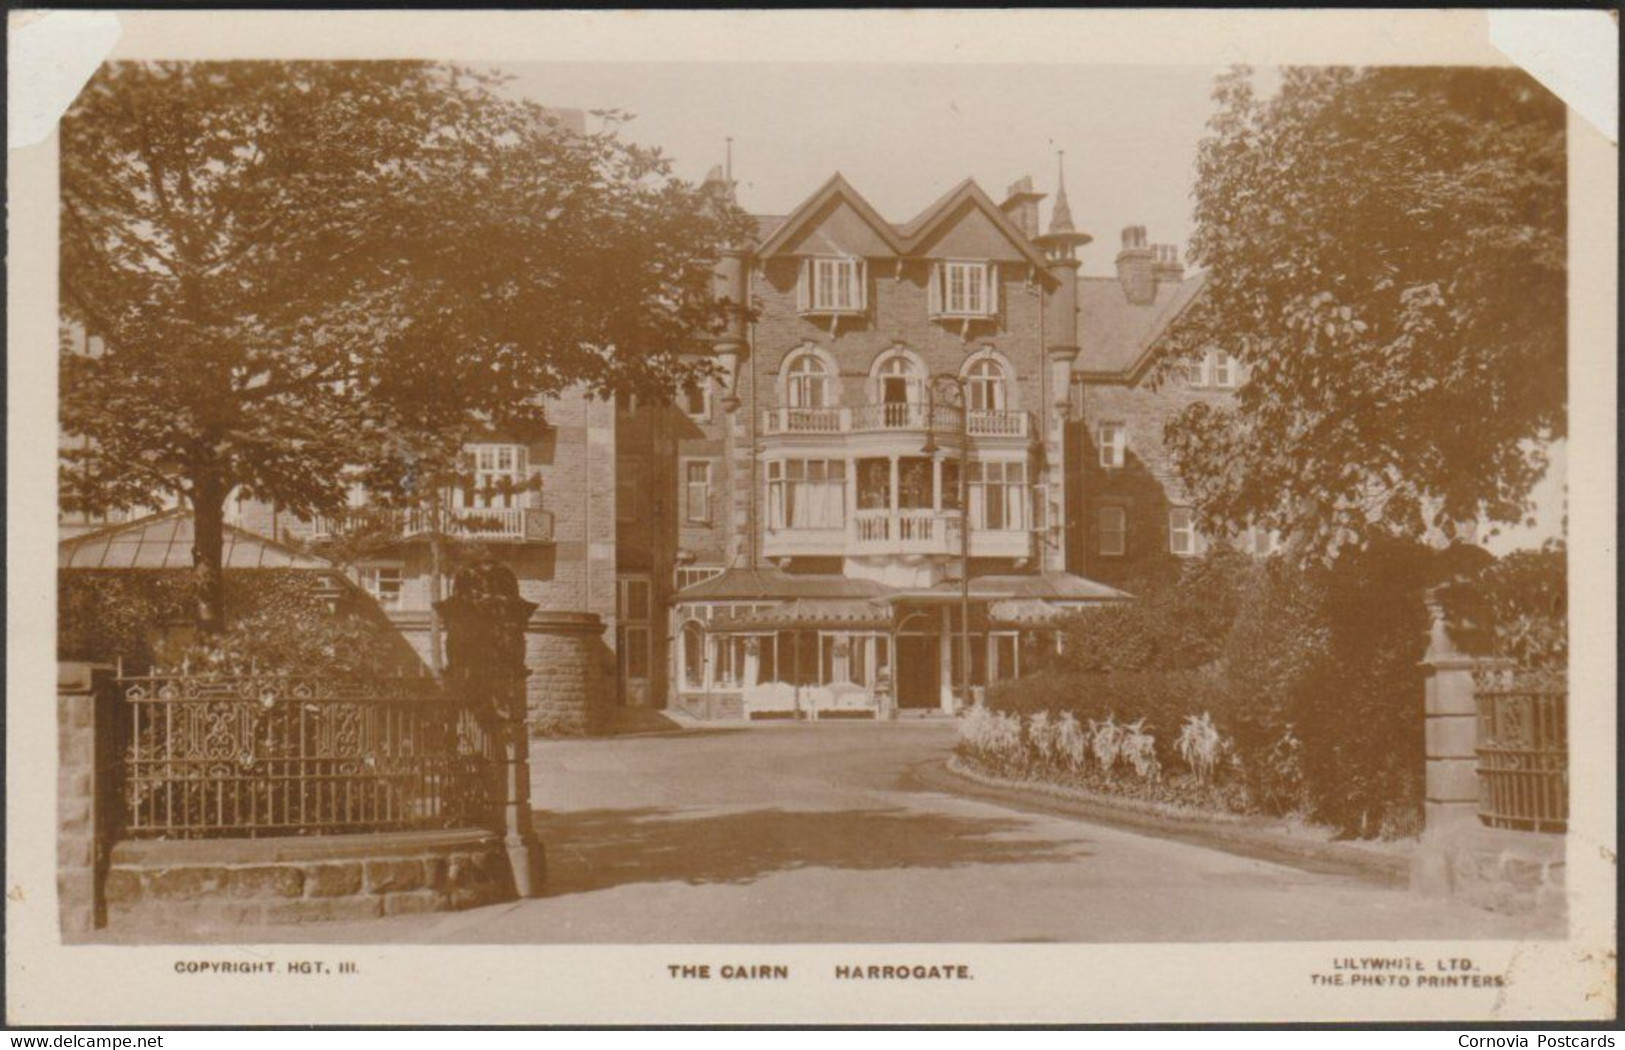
[104,829,513,930]
[525,611,610,735]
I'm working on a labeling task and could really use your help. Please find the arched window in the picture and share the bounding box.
[681,622,706,690]
[785,353,831,409]
[875,354,922,406]
[965,358,1007,412]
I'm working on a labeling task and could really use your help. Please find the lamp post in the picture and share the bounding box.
[923,374,974,711]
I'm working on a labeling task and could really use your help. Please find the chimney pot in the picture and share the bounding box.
[1116,225,1156,304]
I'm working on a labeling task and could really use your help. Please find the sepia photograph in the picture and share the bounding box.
[7,8,1616,1027]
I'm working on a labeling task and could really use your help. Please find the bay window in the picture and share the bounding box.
[767,459,847,530]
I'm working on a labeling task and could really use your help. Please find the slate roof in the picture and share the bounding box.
[1075,271,1208,379]
[59,509,335,571]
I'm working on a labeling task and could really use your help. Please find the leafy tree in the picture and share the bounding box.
[1163,67,1566,559]
[61,61,749,631]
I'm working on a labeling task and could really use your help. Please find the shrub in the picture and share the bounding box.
[1442,541,1566,670]
[1058,548,1253,673]
[58,569,423,675]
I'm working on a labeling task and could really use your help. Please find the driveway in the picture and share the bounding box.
[203,722,1556,943]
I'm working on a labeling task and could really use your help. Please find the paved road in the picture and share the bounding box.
[195,722,1557,943]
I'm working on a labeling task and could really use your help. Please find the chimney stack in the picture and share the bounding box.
[1151,243,1184,285]
[999,176,1046,241]
[1115,226,1155,305]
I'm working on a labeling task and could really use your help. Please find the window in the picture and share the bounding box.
[767,459,846,530]
[1098,424,1127,469]
[616,473,639,523]
[1190,349,1242,389]
[682,379,711,421]
[675,566,725,591]
[359,565,403,609]
[623,626,650,679]
[876,354,922,408]
[785,353,832,409]
[856,458,891,511]
[898,457,934,510]
[965,358,1007,412]
[968,460,1027,531]
[930,261,999,318]
[1098,506,1127,557]
[1169,507,1203,557]
[465,443,527,508]
[941,458,962,511]
[799,257,866,314]
[684,462,713,524]
[618,577,652,622]
[1243,524,1282,556]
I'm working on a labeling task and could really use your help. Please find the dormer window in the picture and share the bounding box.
[798,256,867,315]
[929,261,999,319]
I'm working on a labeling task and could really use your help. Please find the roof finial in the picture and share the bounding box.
[1048,148,1076,235]
[725,137,733,185]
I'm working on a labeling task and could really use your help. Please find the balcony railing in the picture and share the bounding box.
[309,505,550,543]
[966,409,1030,438]
[851,509,963,556]
[762,404,1028,439]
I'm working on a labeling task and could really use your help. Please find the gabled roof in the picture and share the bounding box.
[895,178,1052,271]
[1075,270,1209,380]
[59,509,335,571]
[754,174,1051,270]
[754,173,907,258]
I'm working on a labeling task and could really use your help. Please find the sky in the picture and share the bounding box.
[497,62,1228,278]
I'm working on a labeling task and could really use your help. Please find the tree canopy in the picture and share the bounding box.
[1162,67,1566,560]
[60,61,750,628]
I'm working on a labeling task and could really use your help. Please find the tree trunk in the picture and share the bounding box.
[190,476,228,634]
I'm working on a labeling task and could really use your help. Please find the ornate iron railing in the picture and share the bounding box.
[1475,668,1567,833]
[117,674,502,840]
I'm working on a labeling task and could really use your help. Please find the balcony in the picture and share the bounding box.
[760,405,1028,441]
[852,510,963,557]
[308,505,553,544]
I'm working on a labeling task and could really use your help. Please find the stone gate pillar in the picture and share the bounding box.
[436,559,545,897]
[524,611,610,735]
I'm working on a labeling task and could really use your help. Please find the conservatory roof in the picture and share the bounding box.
[58,510,335,571]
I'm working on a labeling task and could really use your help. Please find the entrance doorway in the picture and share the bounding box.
[616,575,653,707]
[895,635,941,709]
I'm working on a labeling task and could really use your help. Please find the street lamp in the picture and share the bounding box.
[922,374,974,711]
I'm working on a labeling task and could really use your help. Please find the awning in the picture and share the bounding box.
[709,598,892,632]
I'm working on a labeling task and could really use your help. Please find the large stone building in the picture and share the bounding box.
[61,152,1259,728]
[648,165,1241,721]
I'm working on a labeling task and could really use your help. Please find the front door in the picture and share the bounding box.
[895,635,941,708]
[617,576,653,707]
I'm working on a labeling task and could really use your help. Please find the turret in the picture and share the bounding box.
[702,163,750,412]
[1033,153,1091,408]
